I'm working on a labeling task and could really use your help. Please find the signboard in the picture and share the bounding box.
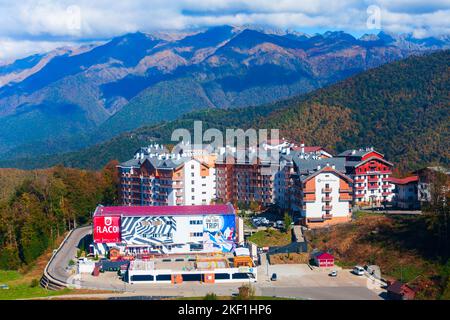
[203,215,235,253]
[93,216,121,243]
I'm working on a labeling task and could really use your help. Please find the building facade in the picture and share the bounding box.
[118,144,216,206]
[391,176,420,209]
[291,158,353,228]
[337,148,394,206]
[91,204,240,256]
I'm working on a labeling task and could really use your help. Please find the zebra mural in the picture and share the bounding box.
[121,216,177,253]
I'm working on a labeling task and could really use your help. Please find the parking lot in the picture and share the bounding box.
[65,261,385,300]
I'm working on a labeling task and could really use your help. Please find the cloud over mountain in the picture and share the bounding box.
[0,0,449,61]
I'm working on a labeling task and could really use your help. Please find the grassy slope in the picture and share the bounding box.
[306,213,449,299]
[248,229,292,247]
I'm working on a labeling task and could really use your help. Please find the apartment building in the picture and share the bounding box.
[337,147,394,206]
[215,147,280,207]
[290,157,353,227]
[391,176,420,209]
[118,144,216,206]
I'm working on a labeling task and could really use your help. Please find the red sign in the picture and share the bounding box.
[93,216,121,243]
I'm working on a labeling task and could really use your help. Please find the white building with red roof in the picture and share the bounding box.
[390,176,420,209]
[337,147,395,206]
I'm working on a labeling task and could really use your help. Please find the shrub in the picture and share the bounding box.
[30,278,39,287]
[204,293,218,300]
[235,284,255,300]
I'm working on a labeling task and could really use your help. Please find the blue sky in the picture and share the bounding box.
[0,0,449,62]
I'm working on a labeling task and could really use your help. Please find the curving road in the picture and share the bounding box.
[47,226,92,283]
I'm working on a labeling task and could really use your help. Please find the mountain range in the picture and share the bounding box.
[3,50,448,172]
[1,25,449,162]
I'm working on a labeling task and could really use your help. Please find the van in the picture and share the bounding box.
[353,266,365,276]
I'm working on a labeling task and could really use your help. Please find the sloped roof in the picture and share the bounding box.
[390,176,419,185]
[94,203,235,217]
[315,252,334,260]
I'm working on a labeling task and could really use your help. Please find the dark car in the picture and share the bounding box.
[270,273,277,281]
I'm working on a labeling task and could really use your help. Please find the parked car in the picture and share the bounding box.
[353,266,365,276]
[270,273,277,281]
[329,270,338,277]
[275,220,285,229]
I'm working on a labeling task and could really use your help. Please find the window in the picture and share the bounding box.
[182,274,202,281]
[131,275,154,281]
[190,232,203,237]
[156,274,171,281]
[232,273,251,279]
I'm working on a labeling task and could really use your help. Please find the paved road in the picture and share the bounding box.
[53,226,384,300]
[47,226,92,283]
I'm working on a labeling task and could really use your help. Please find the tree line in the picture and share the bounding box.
[0,161,119,270]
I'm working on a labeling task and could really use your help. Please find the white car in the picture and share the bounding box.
[353,266,365,276]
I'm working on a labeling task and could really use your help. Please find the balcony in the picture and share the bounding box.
[322,205,333,211]
[339,195,353,201]
[368,184,379,190]
[382,192,392,196]
[322,214,333,220]
[322,187,332,193]
[382,184,391,189]
[382,177,392,182]
[339,187,352,193]
[303,188,315,194]
[368,176,379,182]
[354,178,365,183]
[322,196,333,202]
[355,185,365,190]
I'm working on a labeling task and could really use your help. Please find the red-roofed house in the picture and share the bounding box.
[313,252,335,267]
[386,281,416,300]
[390,176,420,209]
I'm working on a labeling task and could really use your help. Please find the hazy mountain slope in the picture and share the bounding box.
[3,50,447,171]
[0,26,448,160]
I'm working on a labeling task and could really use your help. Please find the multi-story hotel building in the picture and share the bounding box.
[215,147,280,208]
[337,148,394,206]
[290,157,353,227]
[118,143,216,206]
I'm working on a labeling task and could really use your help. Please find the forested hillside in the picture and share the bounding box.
[263,50,450,170]
[0,163,119,269]
[1,50,448,171]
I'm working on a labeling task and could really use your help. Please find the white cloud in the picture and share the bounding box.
[0,0,448,62]
[0,38,77,62]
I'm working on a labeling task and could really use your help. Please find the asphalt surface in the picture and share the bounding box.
[51,226,385,300]
[47,226,92,283]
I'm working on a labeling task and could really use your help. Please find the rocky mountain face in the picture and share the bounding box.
[0,25,448,160]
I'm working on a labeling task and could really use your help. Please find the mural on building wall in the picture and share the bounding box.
[203,215,235,252]
[121,216,177,249]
